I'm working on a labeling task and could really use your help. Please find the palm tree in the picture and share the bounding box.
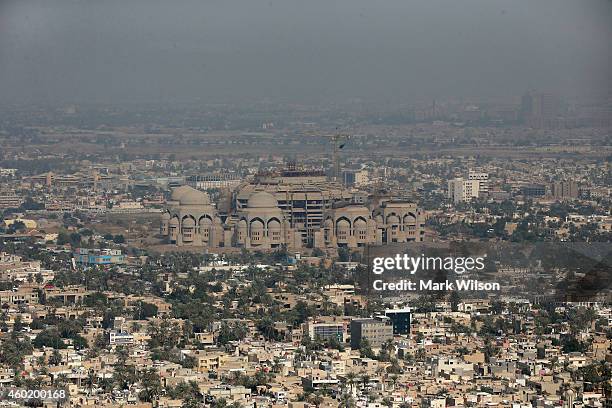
[55,373,68,387]
[375,367,386,391]
[49,349,62,366]
[308,393,324,408]
[272,357,282,374]
[338,376,347,394]
[257,316,276,341]
[345,372,357,395]
[36,355,47,374]
[383,339,395,355]
[138,368,162,402]
[360,373,370,391]
[390,374,399,391]
[339,393,356,408]
[85,369,96,396]
[212,398,228,408]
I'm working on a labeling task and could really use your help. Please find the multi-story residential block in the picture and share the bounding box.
[350,316,393,349]
[304,317,346,342]
[74,248,125,265]
[109,330,134,346]
[521,184,547,197]
[0,287,39,305]
[0,192,24,209]
[342,169,368,187]
[468,170,489,197]
[551,180,578,200]
[186,174,242,190]
[448,178,480,203]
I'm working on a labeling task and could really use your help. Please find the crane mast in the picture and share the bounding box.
[331,132,350,182]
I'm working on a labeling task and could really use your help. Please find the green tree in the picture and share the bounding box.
[12,315,24,334]
[138,368,162,402]
[49,350,62,366]
[135,301,158,319]
[359,339,375,359]
[449,291,461,312]
[256,316,279,341]
[33,329,65,349]
[345,371,357,394]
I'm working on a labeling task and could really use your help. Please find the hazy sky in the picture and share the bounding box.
[1,0,611,105]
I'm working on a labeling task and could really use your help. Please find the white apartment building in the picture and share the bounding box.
[448,178,480,203]
[468,170,489,196]
[109,330,134,346]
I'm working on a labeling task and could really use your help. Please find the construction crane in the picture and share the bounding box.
[299,129,351,181]
[329,132,351,182]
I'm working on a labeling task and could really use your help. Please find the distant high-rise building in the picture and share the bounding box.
[448,178,480,203]
[468,170,489,197]
[342,169,368,187]
[0,192,24,209]
[521,91,563,127]
[551,181,578,200]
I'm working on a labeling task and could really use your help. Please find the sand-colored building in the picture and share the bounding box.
[160,175,425,249]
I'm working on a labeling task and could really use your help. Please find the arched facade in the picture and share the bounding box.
[161,186,425,249]
[233,191,291,249]
[372,201,424,244]
[159,186,222,247]
[320,204,378,248]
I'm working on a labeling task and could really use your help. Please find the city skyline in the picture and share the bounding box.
[0,1,610,407]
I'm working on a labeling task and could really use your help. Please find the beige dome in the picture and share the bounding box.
[161,212,171,220]
[179,187,211,206]
[171,185,193,201]
[247,191,278,208]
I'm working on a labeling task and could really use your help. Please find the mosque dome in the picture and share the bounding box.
[171,185,193,201]
[247,191,278,208]
[178,187,211,206]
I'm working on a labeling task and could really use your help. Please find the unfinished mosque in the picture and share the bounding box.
[160,168,425,250]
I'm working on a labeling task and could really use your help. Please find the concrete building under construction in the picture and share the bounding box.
[160,168,425,250]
